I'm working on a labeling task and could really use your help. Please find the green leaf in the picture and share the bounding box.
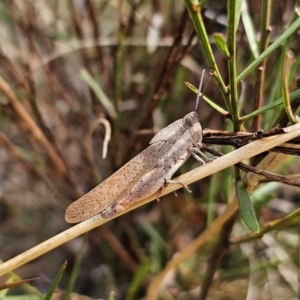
[80,68,117,119]
[184,81,228,115]
[241,88,300,121]
[237,16,300,81]
[65,234,87,298]
[240,0,259,58]
[213,33,230,58]
[235,0,243,32]
[44,261,67,300]
[126,261,150,300]
[237,181,259,232]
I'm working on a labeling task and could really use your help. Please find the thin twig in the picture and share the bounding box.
[202,145,300,187]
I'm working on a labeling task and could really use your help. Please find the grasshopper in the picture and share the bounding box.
[65,80,208,223]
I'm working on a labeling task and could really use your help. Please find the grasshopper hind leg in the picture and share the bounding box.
[165,179,192,193]
[100,169,166,218]
[100,201,128,218]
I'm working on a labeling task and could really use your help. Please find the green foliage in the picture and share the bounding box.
[237,181,259,232]
[45,262,66,300]
[213,33,230,58]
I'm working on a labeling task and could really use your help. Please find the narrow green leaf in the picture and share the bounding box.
[235,0,243,32]
[213,33,230,58]
[80,68,117,119]
[184,81,228,115]
[240,0,259,58]
[126,261,150,300]
[241,88,300,121]
[237,16,300,81]
[65,234,87,299]
[44,261,67,300]
[237,181,259,232]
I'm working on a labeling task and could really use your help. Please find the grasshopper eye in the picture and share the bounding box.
[184,112,197,126]
[185,116,193,126]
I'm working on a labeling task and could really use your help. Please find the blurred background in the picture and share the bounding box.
[0,1,300,299]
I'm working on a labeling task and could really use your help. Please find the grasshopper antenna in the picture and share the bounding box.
[194,69,206,112]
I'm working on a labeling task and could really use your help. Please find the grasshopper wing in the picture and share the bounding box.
[150,118,182,144]
[65,141,166,223]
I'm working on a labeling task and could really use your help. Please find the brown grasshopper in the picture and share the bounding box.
[65,82,209,223]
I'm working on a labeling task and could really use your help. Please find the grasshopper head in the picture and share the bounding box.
[183,111,202,143]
